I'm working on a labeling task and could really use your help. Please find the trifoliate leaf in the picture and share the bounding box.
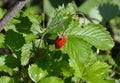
[28,64,48,82]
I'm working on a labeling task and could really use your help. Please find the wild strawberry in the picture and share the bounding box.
[55,32,66,49]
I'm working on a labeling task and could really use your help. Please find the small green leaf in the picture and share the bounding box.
[115,79,120,83]
[23,6,40,25]
[4,19,20,31]
[5,30,25,50]
[30,24,42,35]
[83,61,111,83]
[0,65,13,75]
[25,34,38,43]
[40,76,64,83]
[15,16,32,34]
[46,4,73,29]
[97,55,116,65]
[0,56,6,66]
[28,64,48,82]
[0,76,14,83]
[0,33,5,47]
[0,55,20,68]
[51,59,73,77]
[61,61,74,77]
[21,43,32,66]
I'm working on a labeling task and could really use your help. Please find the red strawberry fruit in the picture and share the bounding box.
[55,32,66,49]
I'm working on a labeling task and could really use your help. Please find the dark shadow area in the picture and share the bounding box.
[98,4,120,58]
[98,3,120,21]
[0,48,12,55]
[44,33,55,45]
[49,0,73,8]
[75,0,86,6]
[112,41,120,61]
[5,55,20,68]
[2,0,18,10]
[5,30,25,50]
[30,0,41,6]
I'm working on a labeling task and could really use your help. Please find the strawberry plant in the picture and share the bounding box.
[0,0,120,83]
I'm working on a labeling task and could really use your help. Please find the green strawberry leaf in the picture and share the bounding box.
[66,23,114,50]
[40,76,64,83]
[4,19,20,31]
[0,55,20,75]
[0,65,13,75]
[21,43,32,66]
[83,61,112,83]
[0,55,20,68]
[28,64,48,82]
[15,16,32,34]
[61,61,74,77]
[0,76,14,83]
[62,36,92,78]
[25,34,38,43]
[30,24,42,35]
[5,30,25,51]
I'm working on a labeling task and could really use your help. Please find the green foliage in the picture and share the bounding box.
[40,76,64,83]
[110,16,120,42]
[0,76,14,83]
[72,23,114,50]
[21,43,32,66]
[0,55,20,68]
[0,0,119,82]
[62,36,92,78]
[0,33,5,47]
[15,16,32,34]
[0,55,20,76]
[28,64,48,82]
[83,61,111,83]
[5,30,25,51]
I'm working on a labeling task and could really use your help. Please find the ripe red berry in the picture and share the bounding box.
[55,36,66,49]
